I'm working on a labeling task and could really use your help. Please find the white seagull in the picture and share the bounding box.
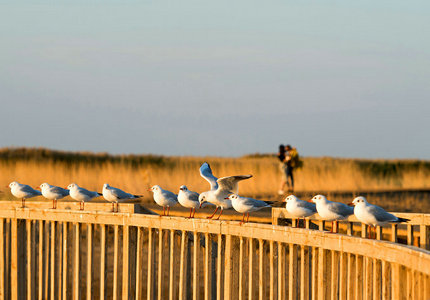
[148,185,178,216]
[226,194,271,225]
[178,185,200,218]
[7,181,42,207]
[349,196,409,238]
[102,183,142,212]
[67,183,102,210]
[283,195,317,227]
[311,195,354,233]
[39,183,69,209]
[198,162,252,220]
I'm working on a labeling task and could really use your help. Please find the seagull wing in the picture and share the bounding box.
[296,200,317,212]
[110,187,131,199]
[328,201,354,217]
[51,186,69,197]
[368,205,398,222]
[199,162,218,190]
[21,185,41,195]
[242,197,271,208]
[217,175,253,194]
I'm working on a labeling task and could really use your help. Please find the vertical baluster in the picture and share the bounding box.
[289,244,297,300]
[381,261,389,300]
[249,238,254,300]
[317,248,327,300]
[157,229,164,300]
[355,255,363,300]
[87,224,93,300]
[407,224,414,245]
[347,253,354,300]
[259,239,265,300]
[179,231,188,300]
[361,224,368,238]
[420,225,430,250]
[376,226,382,240]
[11,219,17,300]
[73,223,80,300]
[169,230,175,300]
[122,225,129,300]
[311,247,318,300]
[147,228,155,300]
[204,233,212,300]
[216,234,222,300]
[57,222,62,299]
[269,241,274,300]
[224,235,233,300]
[373,259,381,300]
[278,242,285,300]
[26,220,32,300]
[346,222,353,236]
[391,263,401,300]
[391,224,398,243]
[330,251,338,300]
[300,246,309,300]
[50,222,56,300]
[113,225,119,300]
[63,223,68,300]
[364,257,372,300]
[338,252,347,299]
[44,222,49,299]
[238,237,244,300]
[135,227,142,299]
[38,221,44,300]
[193,232,199,300]
[99,225,106,300]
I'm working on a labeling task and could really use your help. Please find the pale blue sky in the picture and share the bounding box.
[1,1,429,158]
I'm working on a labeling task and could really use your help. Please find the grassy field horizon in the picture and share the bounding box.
[1,147,430,199]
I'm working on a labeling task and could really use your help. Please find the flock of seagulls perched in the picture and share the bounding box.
[5,162,409,230]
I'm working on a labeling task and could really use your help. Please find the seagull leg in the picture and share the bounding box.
[167,206,170,216]
[112,203,115,212]
[214,207,224,220]
[247,213,250,223]
[207,207,219,219]
[21,198,25,208]
[187,208,193,218]
[116,202,119,213]
[192,208,196,218]
[240,213,245,225]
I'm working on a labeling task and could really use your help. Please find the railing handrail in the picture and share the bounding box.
[272,207,430,226]
[1,205,430,276]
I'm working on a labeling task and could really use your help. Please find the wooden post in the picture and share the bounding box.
[11,219,18,300]
[99,225,106,300]
[278,242,285,300]
[147,228,155,300]
[169,230,175,300]
[122,225,129,300]
[238,237,244,300]
[224,235,233,300]
[355,255,363,300]
[407,224,414,245]
[0,220,4,300]
[317,248,328,300]
[113,225,119,300]
[330,251,339,300]
[38,221,44,300]
[135,227,142,300]
[87,224,93,300]
[259,239,265,300]
[346,222,353,236]
[269,241,274,300]
[249,238,255,300]
[73,223,80,300]
[311,247,318,300]
[193,232,199,300]
[373,259,381,300]
[300,246,309,300]
[420,225,430,250]
[338,252,347,299]
[347,253,355,300]
[381,261,390,300]
[289,244,298,300]
[217,234,222,300]
[158,229,164,300]
[364,257,372,300]
[26,220,32,300]
[391,224,398,243]
[204,233,212,300]
[62,223,68,300]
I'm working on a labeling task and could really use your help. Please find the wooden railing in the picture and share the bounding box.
[0,202,429,300]
[272,207,430,250]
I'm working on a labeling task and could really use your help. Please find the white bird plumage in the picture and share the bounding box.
[198,162,252,220]
[178,185,200,218]
[311,194,354,233]
[102,183,141,212]
[39,182,69,209]
[8,181,42,207]
[148,185,178,216]
[67,183,101,210]
[226,193,271,224]
[284,195,317,227]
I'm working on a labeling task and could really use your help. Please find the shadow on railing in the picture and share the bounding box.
[0,202,429,299]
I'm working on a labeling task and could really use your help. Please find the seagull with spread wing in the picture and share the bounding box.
[198,162,252,220]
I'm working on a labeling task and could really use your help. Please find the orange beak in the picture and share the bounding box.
[147,188,152,192]
[36,187,41,190]
[307,199,313,203]
[347,203,354,206]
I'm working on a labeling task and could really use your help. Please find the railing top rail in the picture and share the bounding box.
[272,207,430,226]
[1,206,430,275]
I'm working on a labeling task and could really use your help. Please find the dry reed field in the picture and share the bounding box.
[1,148,430,203]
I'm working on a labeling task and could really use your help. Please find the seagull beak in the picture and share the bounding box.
[347,203,354,206]
[147,188,152,192]
[36,187,41,190]
[307,199,313,203]
[5,185,9,188]
[199,202,203,208]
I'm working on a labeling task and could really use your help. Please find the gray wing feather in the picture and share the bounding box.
[296,200,317,212]
[22,185,41,195]
[368,205,397,222]
[217,175,253,194]
[81,188,99,198]
[111,188,130,199]
[199,163,219,190]
[242,197,270,208]
[51,186,69,196]
[329,202,354,217]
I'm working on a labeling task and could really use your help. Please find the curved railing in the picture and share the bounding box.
[0,202,429,300]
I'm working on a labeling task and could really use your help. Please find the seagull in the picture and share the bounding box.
[148,185,178,216]
[39,183,69,209]
[102,183,142,212]
[198,162,252,220]
[283,195,317,227]
[178,185,200,218]
[310,195,354,233]
[349,196,409,238]
[67,183,102,210]
[225,194,271,225]
[7,181,42,207]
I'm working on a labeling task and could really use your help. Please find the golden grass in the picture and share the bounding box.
[1,153,430,204]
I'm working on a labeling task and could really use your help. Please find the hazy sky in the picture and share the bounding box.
[1,1,429,158]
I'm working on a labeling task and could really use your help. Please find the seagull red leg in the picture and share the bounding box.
[214,208,224,220]
[247,213,250,223]
[207,207,219,219]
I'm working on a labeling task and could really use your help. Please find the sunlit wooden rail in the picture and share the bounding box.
[272,207,430,250]
[0,202,429,299]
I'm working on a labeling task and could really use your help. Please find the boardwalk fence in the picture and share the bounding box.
[0,201,429,300]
